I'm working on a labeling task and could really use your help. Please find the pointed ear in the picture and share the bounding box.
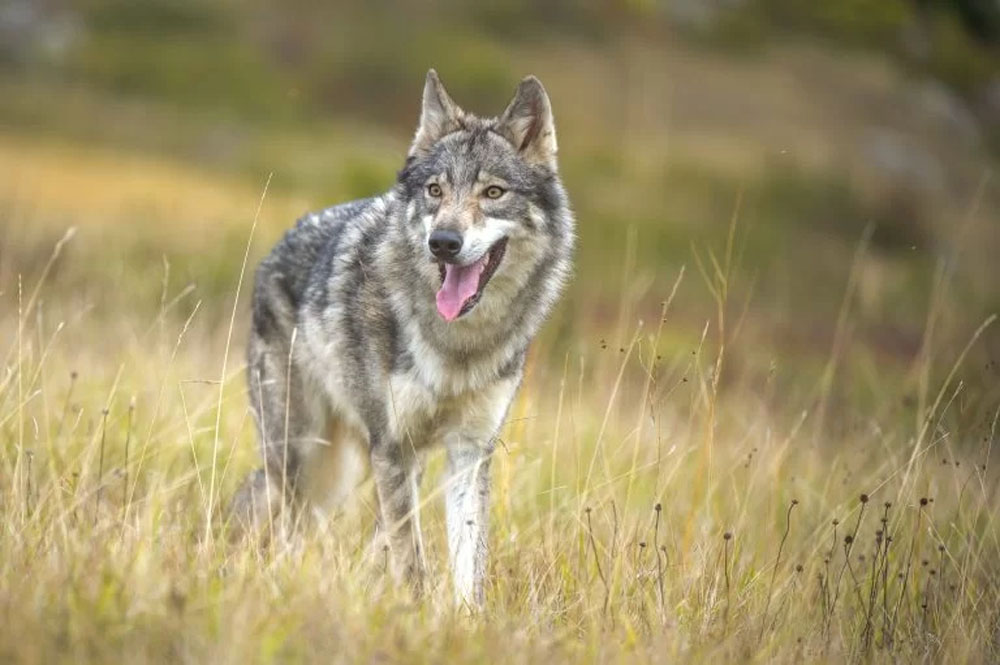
[409,69,462,157]
[497,76,557,168]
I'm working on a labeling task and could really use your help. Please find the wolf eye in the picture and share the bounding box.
[427,183,442,198]
[484,185,505,199]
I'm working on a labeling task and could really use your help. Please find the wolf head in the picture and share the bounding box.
[395,70,571,327]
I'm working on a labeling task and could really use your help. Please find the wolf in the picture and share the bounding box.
[231,69,574,607]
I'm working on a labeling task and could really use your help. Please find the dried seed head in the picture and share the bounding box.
[920,497,929,506]
[654,503,662,513]
[860,494,869,504]
[795,564,803,573]
[845,535,854,545]
[723,532,732,541]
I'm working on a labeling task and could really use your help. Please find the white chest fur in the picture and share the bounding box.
[386,365,519,453]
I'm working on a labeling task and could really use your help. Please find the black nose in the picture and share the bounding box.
[428,229,463,260]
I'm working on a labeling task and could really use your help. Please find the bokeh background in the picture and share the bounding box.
[2,0,998,424]
[2,2,1000,662]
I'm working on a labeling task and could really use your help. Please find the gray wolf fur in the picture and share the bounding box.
[231,70,575,607]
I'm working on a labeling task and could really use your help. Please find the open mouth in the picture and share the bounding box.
[434,237,508,322]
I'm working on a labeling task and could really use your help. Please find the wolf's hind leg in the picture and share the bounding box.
[230,468,286,538]
[299,420,369,515]
[231,315,326,537]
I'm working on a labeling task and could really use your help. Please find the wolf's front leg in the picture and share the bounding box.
[446,442,492,608]
[371,443,425,591]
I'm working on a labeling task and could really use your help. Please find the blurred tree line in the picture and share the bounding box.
[1,0,997,143]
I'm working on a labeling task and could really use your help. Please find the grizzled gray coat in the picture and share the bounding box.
[233,70,574,607]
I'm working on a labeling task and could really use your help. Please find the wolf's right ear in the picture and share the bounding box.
[409,70,463,158]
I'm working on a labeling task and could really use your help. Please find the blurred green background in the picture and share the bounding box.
[1,0,998,435]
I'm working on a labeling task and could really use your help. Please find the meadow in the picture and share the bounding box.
[1,129,997,663]
[2,3,1000,661]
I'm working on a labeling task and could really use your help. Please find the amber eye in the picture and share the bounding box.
[427,183,442,197]
[484,185,505,199]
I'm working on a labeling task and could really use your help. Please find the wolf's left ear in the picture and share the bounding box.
[497,76,557,169]
[409,69,463,157]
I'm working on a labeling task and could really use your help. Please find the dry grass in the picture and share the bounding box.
[1,138,998,665]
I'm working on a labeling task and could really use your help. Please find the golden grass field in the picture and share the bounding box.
[1,128,998,664]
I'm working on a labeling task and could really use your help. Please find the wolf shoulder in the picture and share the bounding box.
[256,196,384,293]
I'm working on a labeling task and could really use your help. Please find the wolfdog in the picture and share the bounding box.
[232,70,574,606]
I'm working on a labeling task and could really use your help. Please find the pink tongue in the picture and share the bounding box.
[436,256,488,322]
